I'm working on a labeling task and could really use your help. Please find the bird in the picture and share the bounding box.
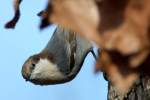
[21,26,97,85]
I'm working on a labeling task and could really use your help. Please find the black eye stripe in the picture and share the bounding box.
[32,63,35,67]
[30,63,36,72]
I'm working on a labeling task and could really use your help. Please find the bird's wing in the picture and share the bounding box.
[42,26,74,74]
[68,32,93,78]
[42,26,94,82]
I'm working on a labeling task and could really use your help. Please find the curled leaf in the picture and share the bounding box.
[46,0,150,93]
[47,0,102,46]
[5,0,22,29]
[96,50,139,93]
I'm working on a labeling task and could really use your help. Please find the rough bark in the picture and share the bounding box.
[108,75,150,100]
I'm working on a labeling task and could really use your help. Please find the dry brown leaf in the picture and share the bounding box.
[47,0,150,93]
[96,50,139,94]
[5,0,22,28]
[48,0,150,58]
[99,0,150,55]
[129,49,150,68]
[48,0,103,46]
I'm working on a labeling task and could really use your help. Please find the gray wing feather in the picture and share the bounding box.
[43,26,93,80]
[43,26,71,74]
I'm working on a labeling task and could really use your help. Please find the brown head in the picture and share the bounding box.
[21,53,67,85]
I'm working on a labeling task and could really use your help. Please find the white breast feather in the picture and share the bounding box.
[30,58,65,80]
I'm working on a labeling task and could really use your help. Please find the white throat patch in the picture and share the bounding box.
[30,58,65,80]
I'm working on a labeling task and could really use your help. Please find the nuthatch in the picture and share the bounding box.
[22,26,96,85]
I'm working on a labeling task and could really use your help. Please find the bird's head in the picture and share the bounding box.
[21,53,67,85]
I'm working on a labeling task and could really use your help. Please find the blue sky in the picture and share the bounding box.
[0,0,107,100]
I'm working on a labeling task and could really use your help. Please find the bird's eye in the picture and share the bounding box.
[30,63,36,71]
[32,63,35,67]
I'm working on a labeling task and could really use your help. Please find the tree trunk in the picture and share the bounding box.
[107,75,150,100]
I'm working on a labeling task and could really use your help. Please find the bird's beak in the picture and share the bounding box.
[21,59,32,82]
